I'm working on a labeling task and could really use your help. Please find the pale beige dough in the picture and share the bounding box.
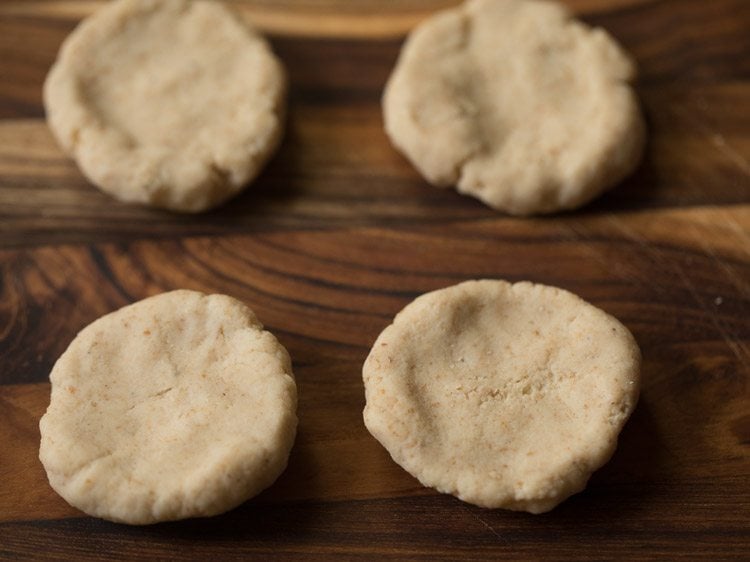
[363,280,640,513]
[44,0,286,212]
[39,290,297,524]
[383,0,645,215]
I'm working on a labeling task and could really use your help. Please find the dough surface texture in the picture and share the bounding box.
[39,290,297,524]
[363,280,640,513]
[383,0,645,215]
[44,0,286,212]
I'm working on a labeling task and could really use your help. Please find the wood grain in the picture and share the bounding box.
[2,206,750,384]
[1,0,749,247]
[1,78,750,247]
[1,0,749,559]
[2,208,749,526]
[1,0,661,38]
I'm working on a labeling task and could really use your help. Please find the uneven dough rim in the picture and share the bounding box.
[382,0,646,215]
[43,0,287,213]
[362,280,641,513]
[39,290,298,524]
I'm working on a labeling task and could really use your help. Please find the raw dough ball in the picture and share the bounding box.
[44,0,286,212]
[383,0,645,215]
[39,290,297,524]
[363,280,640,513]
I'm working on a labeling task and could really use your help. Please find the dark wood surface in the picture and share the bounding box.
[1,0,749,559]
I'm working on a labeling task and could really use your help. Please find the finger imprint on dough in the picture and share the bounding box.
[382,0,646,215]
[44,0,287,212]
[362,279,640,513]
[39,290,298,525]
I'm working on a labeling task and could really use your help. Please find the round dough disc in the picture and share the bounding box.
[39,290,297,524]
[362,280,640,513]
[44,0,286,212]
[383,0,645,215]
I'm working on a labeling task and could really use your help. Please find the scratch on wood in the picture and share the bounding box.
[461,505,509,544]
[688,221,750,298]
[710,134,750,178]
[720,213,750,259]
[602,214,664,288]
[670,247,750,366]
[607,212,750,365]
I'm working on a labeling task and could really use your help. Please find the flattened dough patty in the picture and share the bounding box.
[39,290,297,524]
[363,280,640,513]
[383,0,645,215]
[44,0,286,212]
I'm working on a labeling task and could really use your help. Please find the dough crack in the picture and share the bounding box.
[68,449,115,479]
[39,289,298,524]
[150,387,174,399]
[209,162,230,185]
[363,279,640,512]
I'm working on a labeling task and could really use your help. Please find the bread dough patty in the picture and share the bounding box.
[383,0,645,215]
[39,290,297,524]
[44,0,286,212]
[362,280,640,513]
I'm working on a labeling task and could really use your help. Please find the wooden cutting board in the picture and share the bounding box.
[1,0,748,558]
